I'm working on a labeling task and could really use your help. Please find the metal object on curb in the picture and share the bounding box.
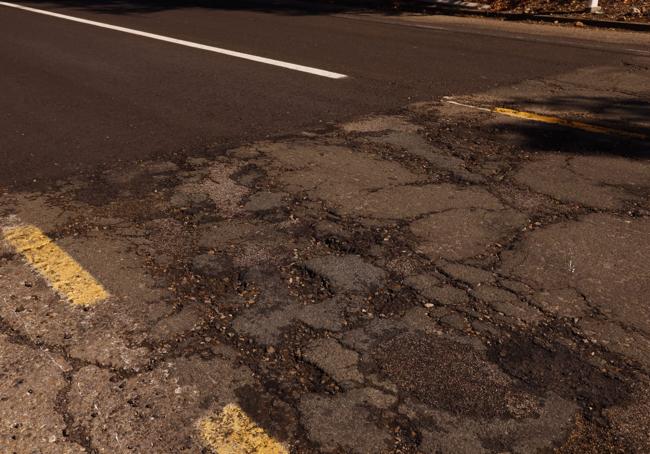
[587,0,602,14]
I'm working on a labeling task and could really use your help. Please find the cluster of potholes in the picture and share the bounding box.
[1,100,649,453]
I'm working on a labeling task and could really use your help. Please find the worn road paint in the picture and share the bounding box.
[444,98,492,112]
[624,48,650,55]
[492,107,647,139]
[0,2,348,79]
[199,403,288,454]
[444,98,647,140]
[2,224,108,306]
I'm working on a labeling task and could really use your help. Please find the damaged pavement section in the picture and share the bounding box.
[1,62,650,453]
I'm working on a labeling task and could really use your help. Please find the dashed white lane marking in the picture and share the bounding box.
[0,2,348,79]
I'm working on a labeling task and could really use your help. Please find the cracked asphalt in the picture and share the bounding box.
[2,8,650,453]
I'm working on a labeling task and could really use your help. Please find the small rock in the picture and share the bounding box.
[575,21,585,27]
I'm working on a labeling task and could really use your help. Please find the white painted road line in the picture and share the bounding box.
[0,2,348,79]
[443,98,492,112]
[625,48,650,55]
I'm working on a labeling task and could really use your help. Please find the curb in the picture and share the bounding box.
[419,4,650,32]
[427,0,490,11]
[272,0,650,32]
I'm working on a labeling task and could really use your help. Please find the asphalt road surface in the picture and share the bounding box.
[1,2,650,453]
[1,0,648,186]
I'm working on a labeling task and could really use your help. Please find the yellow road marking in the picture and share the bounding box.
[492,107,647,140]
[444,98,647,140]
[2,224,108,306]
[198,403,288,454]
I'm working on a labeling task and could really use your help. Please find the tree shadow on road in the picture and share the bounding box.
[18,0,402,16]
[485,95,650,158]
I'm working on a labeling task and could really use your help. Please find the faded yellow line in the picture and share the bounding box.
[2,224,108,306]
[199,403,288,454]
[492,107,647,140]
[444,98,647,140]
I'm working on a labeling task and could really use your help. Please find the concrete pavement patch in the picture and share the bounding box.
[411,208,527,261]
[298,391,394,453]
[66,352,275,453]
[1,62,649,451]
[342,115,420,133]
[303,338,363,387]
[500,213,650,334]
[304,255,387,293]
[531,288,590,318]
[405,274,470,305]
[0,335,82,454]
[342,183,503,220]
[439,262,496,286]
[514,154,650,210]
[233,298,347,345]
[244,191,287,212]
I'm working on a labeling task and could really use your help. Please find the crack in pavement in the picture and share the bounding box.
[1,62,649,453]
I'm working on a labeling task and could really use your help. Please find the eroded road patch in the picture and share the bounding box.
[1,59,649,453]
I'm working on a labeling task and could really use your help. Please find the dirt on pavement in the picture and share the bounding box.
[487,0,650,22]
[1,57,649,453]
